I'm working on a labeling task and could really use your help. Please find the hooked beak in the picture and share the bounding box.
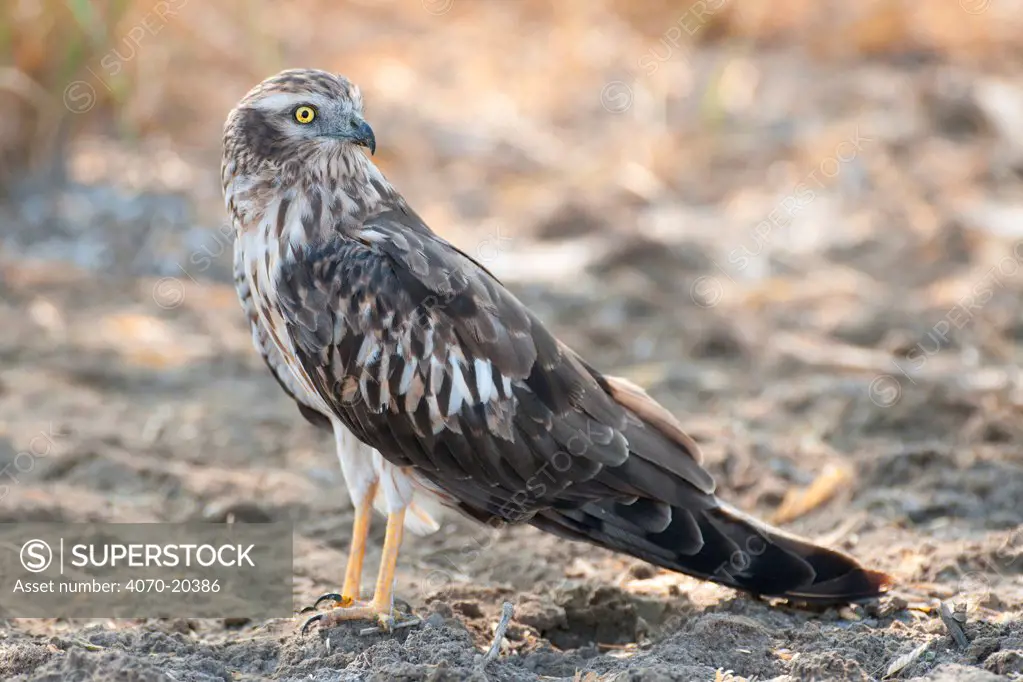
[350,118,376,155]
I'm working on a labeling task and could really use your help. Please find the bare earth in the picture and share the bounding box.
[0,209,1022,680]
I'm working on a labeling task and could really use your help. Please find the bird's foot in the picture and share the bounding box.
[298,601,419,633]
[301,602,384,634]
[301,598,420,635]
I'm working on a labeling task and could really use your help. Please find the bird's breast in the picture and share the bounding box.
[238,219,333,417]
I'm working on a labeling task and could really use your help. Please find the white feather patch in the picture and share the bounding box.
[356,335,380,366]
[474,358,493,403]
[359,229,387,243]
[249,91,330,112]
[447,350,470,416]
[377,351,391,408]
[425,395,443,434]
[399,356,418,394]
[422,328,434,359]
[429,355,445,394]
[334,422,440,536]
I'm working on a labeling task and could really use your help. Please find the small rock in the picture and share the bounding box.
[985,649,1023,676]
[515,597,567,632]
[201,501,273,523]
[451,601,483,619]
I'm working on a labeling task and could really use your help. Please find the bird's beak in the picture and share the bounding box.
[350,118,376,155]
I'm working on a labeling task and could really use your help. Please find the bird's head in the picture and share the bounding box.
[223,69,376,181]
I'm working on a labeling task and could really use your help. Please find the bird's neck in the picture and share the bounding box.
[226,147,399,242]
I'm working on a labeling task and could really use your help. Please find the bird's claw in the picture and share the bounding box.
[301,613,324,635]
[373,613,395,633]
[315,592,356,609]
[299,592,358,614]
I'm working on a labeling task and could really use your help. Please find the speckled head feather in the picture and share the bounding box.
[224,70,364,167]
[241,68,365,104]
[222,68,394,236]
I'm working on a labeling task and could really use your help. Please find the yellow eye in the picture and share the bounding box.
[294,106,316,124]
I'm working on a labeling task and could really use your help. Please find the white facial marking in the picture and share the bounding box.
[250,92,329,112]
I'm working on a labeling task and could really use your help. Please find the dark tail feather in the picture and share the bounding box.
[532,500,892,605]
[693,503,891,604]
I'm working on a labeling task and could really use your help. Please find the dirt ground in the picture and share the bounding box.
[2,202,1023,680]
[3,4,1023,680]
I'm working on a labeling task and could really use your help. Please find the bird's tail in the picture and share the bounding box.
[688,502,891,603]
[532,500,891,605]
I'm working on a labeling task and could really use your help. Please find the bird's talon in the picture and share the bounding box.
[312,592,354,610]
[301,613,324,635]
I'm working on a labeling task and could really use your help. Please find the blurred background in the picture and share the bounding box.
[1,1,1023,680]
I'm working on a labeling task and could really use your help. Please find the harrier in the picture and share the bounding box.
[222,69,890,632]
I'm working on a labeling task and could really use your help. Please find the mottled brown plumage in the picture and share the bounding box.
[222,69,891,628]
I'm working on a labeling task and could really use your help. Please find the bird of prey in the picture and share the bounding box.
[222,69,891,632]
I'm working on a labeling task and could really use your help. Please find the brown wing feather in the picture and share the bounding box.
[274,206,890,604]
[600,374,705,465]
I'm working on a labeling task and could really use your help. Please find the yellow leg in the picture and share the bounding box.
[369,507,406,617]
[302,506,409,634]
[340,483,377,605]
